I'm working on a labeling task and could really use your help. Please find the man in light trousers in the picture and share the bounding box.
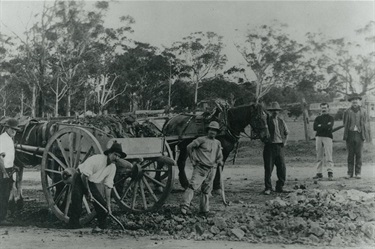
[313,103,334,180]
[181,121,223,216]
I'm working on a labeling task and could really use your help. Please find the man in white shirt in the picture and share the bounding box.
[68,141,127,230]
[0,119,20,225]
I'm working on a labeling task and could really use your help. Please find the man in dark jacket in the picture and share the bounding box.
[263,102,289,195]
[343,94,369,179]
[313,103,334,180]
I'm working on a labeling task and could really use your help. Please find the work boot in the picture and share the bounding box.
[328,172,333,181]
[264,189,271,195]
[313,173,323,180]
[355,174,361,179]
[345,174,352,179]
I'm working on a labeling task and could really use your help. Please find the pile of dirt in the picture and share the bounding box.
[112,189,375,246]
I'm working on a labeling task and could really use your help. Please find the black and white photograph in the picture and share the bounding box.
[0,0,374,248]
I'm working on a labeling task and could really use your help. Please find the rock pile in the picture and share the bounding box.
[114,189,375,246]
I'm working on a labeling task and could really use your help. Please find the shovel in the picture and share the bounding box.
[91,197,125,231]
[217,165,229,206]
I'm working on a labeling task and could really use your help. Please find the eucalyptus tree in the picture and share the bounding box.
[169,32,227,106]
[235,22,311,103]
[110,42,171,111]
[4,2,57,117]
[306,21,375,97]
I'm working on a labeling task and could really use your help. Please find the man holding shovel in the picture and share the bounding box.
[68,141,127,231]
[181,121,224,216]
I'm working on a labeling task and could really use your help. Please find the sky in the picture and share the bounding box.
[0,0,374,67]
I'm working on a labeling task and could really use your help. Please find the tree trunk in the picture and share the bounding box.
[20,91,24,116]
[194,80,199,106]
[84,96,87,117]
[301,98,310,141]
[31,84,37,118]
[55,81,59,117]
[66,89,71,117]
[365,101,372,143]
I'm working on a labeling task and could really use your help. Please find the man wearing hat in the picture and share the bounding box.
[68,141,127,230]
[0,118,20,225]
[181,121,224,216]
[263,102,289,195]
[343,93,368,179]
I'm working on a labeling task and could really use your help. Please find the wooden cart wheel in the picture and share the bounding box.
[113,141,175,213]
[41,127,103,224]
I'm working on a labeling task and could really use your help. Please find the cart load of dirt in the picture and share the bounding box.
[116,189,375,246]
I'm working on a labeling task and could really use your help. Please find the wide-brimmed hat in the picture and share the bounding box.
[206,121,220,132]
[104,141,127,158]
[4,118,21,131]
[348,93,362,102]
[267,102,282,111]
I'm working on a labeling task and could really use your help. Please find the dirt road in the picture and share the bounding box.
[1,140,375,248]
[1,226,374,249]
[1,162,375,248]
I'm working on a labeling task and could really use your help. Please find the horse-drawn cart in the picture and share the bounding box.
[4,119,175,225]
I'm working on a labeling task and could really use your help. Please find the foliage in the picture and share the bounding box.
[235,22,312,102]
[169,31,227,105]
[306,21,375,96]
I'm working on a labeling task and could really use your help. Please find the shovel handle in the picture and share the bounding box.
[218,166,228,206]
[91,197,125,231]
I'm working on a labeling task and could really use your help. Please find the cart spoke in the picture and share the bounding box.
[139,180,148,209]
[143,169,168,173]
[74,134,83,168]
[54,185,68,204]
[144,174,166,188]
[121,180,134,201]
[48,152,67,170]
[82,146,94,163]
[142,177,158,202]
[69,132,74,168]
[131,181,139,209]
[56,139,71,168]
[44,168,62,175]
[64,185,72,216]
[141,160,156,169]
[47,179,64,190]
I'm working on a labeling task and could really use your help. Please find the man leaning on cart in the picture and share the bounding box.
[68,141,127,231]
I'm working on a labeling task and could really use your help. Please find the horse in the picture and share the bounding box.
[162,103,270,190]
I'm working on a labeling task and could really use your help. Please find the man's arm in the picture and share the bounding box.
[80,174,93,200]
[313,116,320,131]
[187,138,201,164]
[216,143,224,167]
[283,120,289,146]
[328,116,334,130]
[105,186,112,215]
[0,155,8,179]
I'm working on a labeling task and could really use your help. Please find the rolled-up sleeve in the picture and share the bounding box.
[78,157,95,177]
[103,165,116,189]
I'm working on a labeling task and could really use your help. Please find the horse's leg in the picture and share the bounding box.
[8,164,24,214]
[177,145,189,189]
[15,165,24,210]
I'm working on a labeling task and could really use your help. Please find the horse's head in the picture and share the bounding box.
[249,104,270,142]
